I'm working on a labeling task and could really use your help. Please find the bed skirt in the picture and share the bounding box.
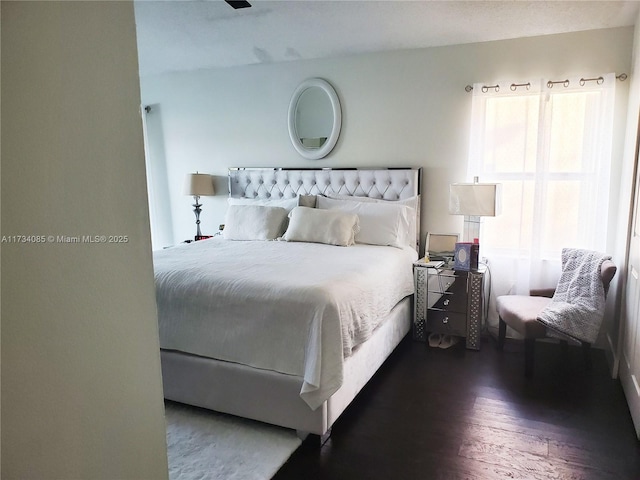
[160,296,411,435]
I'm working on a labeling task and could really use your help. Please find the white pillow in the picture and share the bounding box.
[317,196,412,248]
[325,193,419,248]
[227,196,298,212]
[223,205,289,241]
[282,206,359,246]
[325,193,418,211]
[297,195,317,208]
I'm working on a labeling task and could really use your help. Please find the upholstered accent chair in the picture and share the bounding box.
[496,259,616,377]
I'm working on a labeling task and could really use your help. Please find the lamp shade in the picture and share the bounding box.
[449,183,501,217]
[183,173,215,196]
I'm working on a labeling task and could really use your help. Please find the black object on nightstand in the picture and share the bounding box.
[182,235,213,243]
[413,261,485,350]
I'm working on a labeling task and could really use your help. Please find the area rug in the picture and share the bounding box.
[165,401,302,480]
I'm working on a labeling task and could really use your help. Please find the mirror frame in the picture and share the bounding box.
[288,78,342,160]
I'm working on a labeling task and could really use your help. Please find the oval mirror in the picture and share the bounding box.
[288,78,342,160]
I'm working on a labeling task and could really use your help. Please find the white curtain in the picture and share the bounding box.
[141,105,175,250]
[467,74,616,333]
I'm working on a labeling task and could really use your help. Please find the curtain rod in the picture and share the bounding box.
[464,73,627,92]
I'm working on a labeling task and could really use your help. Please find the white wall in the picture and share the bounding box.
[2,2,169,478]
[140,27,633,354]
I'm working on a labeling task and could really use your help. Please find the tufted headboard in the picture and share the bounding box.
[228,167,422,249]
[228,167,420,200]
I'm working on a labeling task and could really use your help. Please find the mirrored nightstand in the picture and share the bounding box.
[413,260,485,350]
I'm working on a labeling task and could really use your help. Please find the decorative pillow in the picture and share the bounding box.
[227,196,298,212]
[297,194,317,208]
[282,206,359,246]
[325,193,418,211]
[324,193,419,248]
[316,196,412,248]
[223,205,289,241]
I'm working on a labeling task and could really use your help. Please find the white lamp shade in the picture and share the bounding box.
[449,183,501,216]
[183,173,215,196]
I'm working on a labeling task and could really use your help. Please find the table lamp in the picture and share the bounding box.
[183,172,215,240]
[449,177,501,243]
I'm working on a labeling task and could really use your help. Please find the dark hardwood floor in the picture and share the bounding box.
[274,335,640,480]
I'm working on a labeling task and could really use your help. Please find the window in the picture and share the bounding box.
[468,75,615,311]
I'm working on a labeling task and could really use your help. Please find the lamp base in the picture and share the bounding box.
[463,215,481,243]
[192,196,203,238]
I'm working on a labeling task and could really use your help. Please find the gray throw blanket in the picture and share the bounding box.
[537,248,611,344]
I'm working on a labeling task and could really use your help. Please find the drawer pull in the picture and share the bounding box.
[444,299,450,306]
[443,316,449,324]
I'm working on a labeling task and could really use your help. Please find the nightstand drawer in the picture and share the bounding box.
[427,272,467,313]
[429,291,467,313]
[427,310,467,337]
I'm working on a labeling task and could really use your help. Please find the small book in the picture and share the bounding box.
[425,261,445,268]
[416,259,444,268]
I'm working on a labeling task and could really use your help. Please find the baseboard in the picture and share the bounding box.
[618,352,640,439]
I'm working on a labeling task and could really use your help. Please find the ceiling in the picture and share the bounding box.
[134,0,640,77]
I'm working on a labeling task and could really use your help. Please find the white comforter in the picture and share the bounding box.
[153,238,416,409]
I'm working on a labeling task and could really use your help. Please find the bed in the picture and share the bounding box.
[155,167,421,437]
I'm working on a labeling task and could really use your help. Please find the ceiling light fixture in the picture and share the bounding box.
[225,0,252,9]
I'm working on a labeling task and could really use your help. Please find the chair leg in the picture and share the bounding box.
[524,339,535,378]
[582,342,592,371]
[498,317,506,351]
